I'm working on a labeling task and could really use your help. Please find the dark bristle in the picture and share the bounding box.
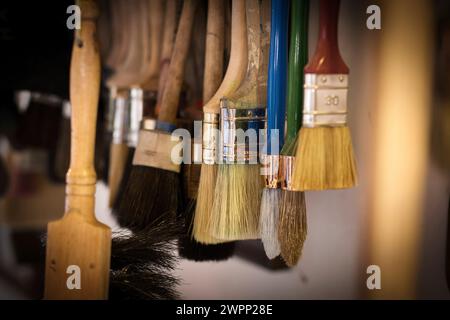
[111,147,135,218]
[178,200,235,262]
[116,165,180,233]
[109,217,181,300]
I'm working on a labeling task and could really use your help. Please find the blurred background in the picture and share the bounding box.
[0,0,449,299]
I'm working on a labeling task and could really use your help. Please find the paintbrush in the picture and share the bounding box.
[179,0,236,261]
[278,0,309,267]
[193,0,248,244]
[112,0,166,216]
[106,0,142,208]
[116,0,198,232]
[209,0,270,241]
[260,0,289,259]
[292,0,357,191]
[44,0,111,299]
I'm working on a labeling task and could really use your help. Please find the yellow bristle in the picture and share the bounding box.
[278,190,307,267]
[192,164,225,244]
[209,164,263,241]
[292,126,358,191]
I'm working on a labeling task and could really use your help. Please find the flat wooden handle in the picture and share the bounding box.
[203,0,225,102]
[203,0,247,114]
[66,0,100,200]
[158,0,198,124]
[304,0,349,74]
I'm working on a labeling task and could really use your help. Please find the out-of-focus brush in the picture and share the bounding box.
[116,0,199,232]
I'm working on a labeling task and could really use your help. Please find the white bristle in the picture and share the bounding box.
[260,188,281,259]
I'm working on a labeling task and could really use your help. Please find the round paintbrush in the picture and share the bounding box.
[116,0,199,232]
[210,0,270,241]
[193,0,248,244]
[292,0,357,190]
[278,0,309,267]
[260,0,289,259]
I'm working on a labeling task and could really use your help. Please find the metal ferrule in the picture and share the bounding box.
[112,95,129,144]
[280,155,297,191]
[303,73,349,127]
[262,155,281,188]
[220,100,266,164]
[141,117,156,131]
[202,112,219,165]
[128,88,143,147]
[62,100,71,119]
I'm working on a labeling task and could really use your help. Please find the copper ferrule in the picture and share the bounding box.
[303,74,349,128]
[261,155,281,188]
[220,100,266,164]
[280,155,297,191]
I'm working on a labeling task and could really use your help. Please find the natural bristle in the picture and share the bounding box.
[210,164,263,241]
[112,148,135,218]
[278,190,307,267]
[116,166,180,232]
[109,217,181,300]
[293,126,357,190]
[260,188,281,259]
[193,164,225,244]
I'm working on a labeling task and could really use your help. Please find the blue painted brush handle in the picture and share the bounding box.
[267,0,289,155]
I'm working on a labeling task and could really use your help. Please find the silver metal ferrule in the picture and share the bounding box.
[303,73,349,127]
[62,100,71,119]
[202,112,219,165]
[220,100,266,164]
[127,88,144,147]
[112,95,129,144]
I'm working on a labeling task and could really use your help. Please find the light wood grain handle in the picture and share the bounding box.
[203,0,247,114]
[155,0,177,114]
[203,0,225,102]
[144,0,164,86]
[66,0,100,199]
[158,0,199,125]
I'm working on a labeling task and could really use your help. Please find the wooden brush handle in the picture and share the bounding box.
[141,0,164,88]
[203,0,247,114]
[155,0,177,113]
[203,0,225,102]
[304,0,349,74]
[158,0,199,125]
[66,0,100,212]
[108,1,144,87]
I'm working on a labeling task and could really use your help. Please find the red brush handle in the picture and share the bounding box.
[304,0,348,74]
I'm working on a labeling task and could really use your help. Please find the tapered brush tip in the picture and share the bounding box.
[260,188,281,260]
